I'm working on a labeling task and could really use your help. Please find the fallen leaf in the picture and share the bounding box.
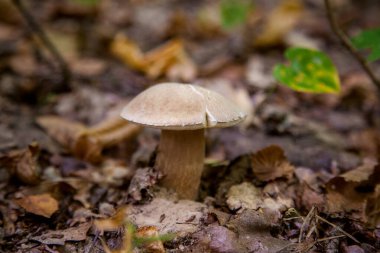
[94,206,128,232]
[15,193,59,218]
[326,161,380,213]
[0,142,41,184]
[127,198,206,237]
[31,222,91,245]
[251,145,295,181]
[254,0,304,47]
[37,115,141,163]
[226,182,293,215]
[365,181,380,227]
[110,34,197,81]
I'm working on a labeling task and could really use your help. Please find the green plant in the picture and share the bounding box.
[351,28,380,62]
[273,47,340,93]
[220,0,253,28]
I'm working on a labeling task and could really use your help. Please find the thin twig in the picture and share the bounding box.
[315,214,360,244]
[298,206,315,243]
[324,0,380,95]
[12,0,71,88]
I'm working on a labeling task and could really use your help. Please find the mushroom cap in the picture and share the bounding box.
[121,83,247,130]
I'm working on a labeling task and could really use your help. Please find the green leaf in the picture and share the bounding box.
[351,28,380,62]
[273,47,340,93]
[70,0,99,6]
[220,0,253,28]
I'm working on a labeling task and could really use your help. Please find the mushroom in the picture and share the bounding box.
[121,83,246,199]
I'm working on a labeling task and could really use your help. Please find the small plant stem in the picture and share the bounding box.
[12,0,71,89]
[324,0,380,95]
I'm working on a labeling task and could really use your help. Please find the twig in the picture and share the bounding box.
[324,0,380,95]
[299,206,315,243]
[315,214,360,244]
[316,234,346,243]
[11,0,71,88]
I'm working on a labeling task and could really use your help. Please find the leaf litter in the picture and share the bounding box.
[0,0,380,252]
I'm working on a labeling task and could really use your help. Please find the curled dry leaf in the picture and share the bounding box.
[110,34,197,81]
[31,222,91,245]
[15,193,59,218]
[254,0,304,47]
[326,161,380,214]
[37,115,141,163]
[251,145,295,181]
[94,206,128,233]
[0,142,40,184]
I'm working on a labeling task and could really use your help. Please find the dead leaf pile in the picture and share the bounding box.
[110,34,197,81]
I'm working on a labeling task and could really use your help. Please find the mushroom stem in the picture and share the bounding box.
[156,129,205,199]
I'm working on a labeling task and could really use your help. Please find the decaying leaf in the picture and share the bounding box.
[37,115,141,163]
[254,0,304,47]
[326,161,380,214]
[110,34,197,81]
[0,142,41,184]
[94,206,128,233]
[226,182,293,215]
[127,198,206,237]
[365,184,380,227]
[15,193,59,218]
[251,145,295,181]
[31,222,91,245]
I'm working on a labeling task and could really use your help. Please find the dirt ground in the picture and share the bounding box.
[0,0,379,252]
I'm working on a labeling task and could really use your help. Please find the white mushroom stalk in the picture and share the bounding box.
[121,83,246,199]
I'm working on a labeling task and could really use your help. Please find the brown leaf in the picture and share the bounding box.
[31,222,91,245]
[365,184,380,227]
[94,206,128,232]
[326,161,380,214]
[110,34,197,81]
[251,145,295,181]
[0,142,41,184]
[36,115,87,151]
[37,115,141,163]
[15,193,59,218]
[254,0,304,47]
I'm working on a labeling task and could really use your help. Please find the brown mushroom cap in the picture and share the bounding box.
[121,83,246,130]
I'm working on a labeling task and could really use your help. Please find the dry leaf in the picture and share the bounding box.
[136,226,165,253]
[37,115,141,163]
[326,161,380,213]
[94,206,128,232]
[254,0,304,47]
[31,222,91,245]
[110,34,197,81]
[365,184,380,227]
[15,193,59,218]
[226,182,293,214]
[37,115,87,151]
[251,145,295,181]
[0,142,41,184]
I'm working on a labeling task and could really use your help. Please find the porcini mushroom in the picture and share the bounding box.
[121,83,246,199]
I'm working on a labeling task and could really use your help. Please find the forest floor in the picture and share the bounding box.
[0,0,379,252]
